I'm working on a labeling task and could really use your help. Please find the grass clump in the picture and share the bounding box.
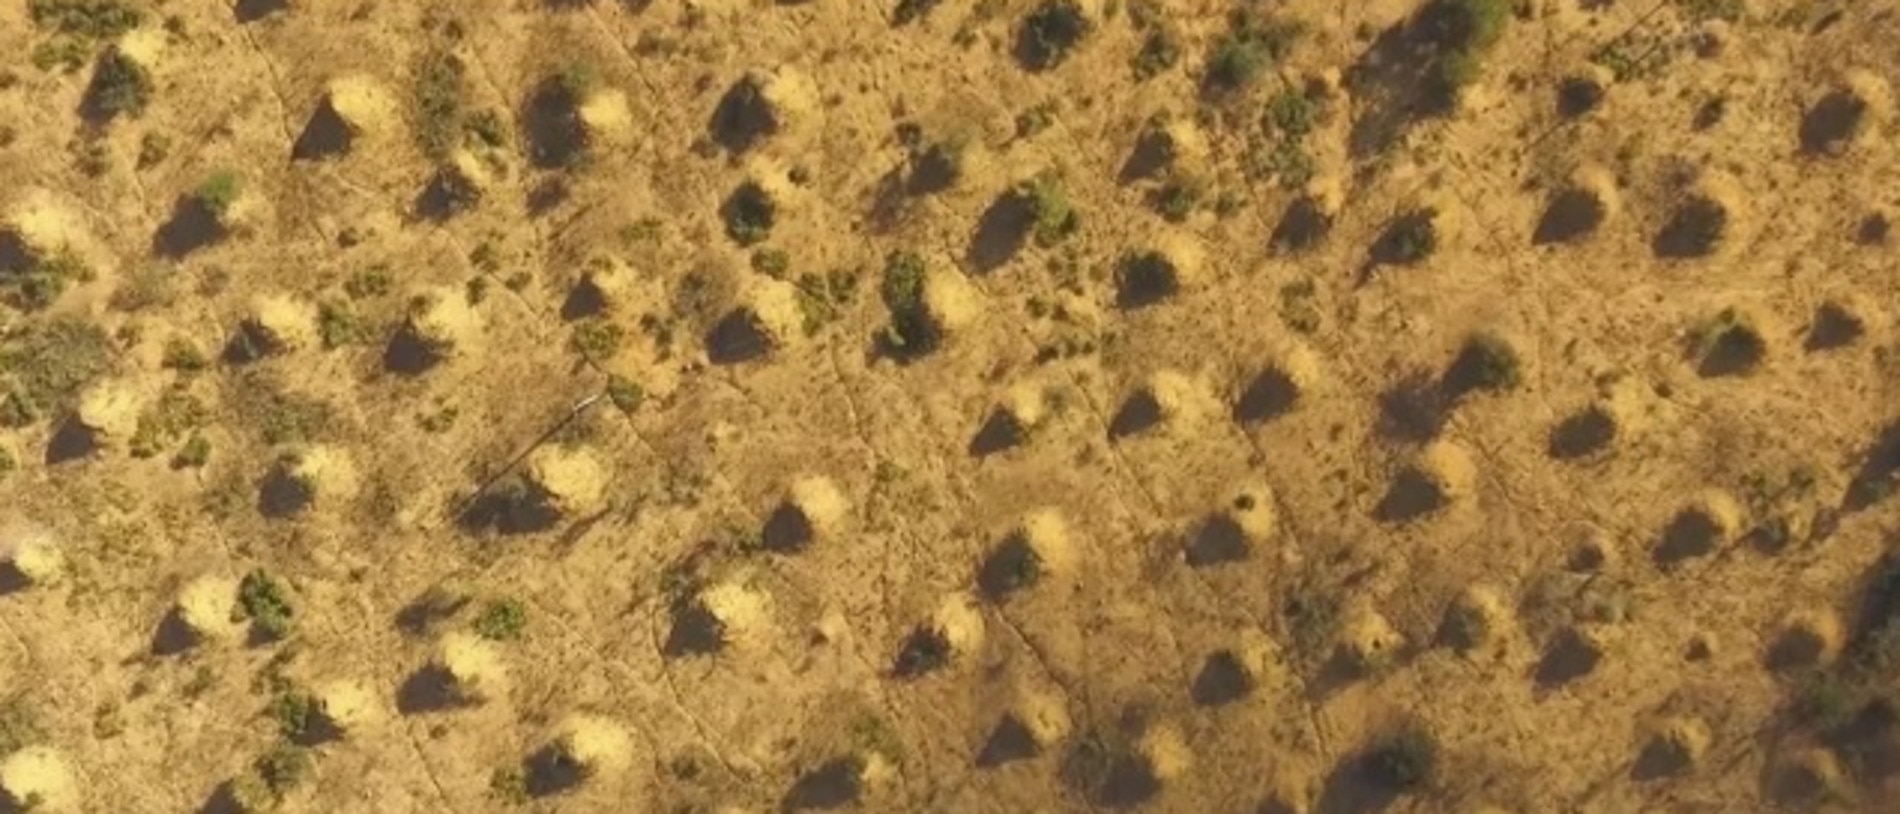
[879,251,937,357]
[721,182,776,247]
[570,319,624,359]
[473,599,527,641]
[1017,0,1092,72]
[238,570,295,642]
[750,248,791,279]
[172,434,210,469]
[794,268,860,336]
[0,318,113,424]
[129,387,209,459]
[268,691,316,741]
[414,49,468,162]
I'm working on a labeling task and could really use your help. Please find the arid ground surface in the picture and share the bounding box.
[1,0,1899,811]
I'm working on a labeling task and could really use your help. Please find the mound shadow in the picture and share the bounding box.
[705,309,773,365]
[152,196,226,259]
[966,191,1035,273]
[1533,188,1605,245]
[291,101,352,161]
[1342,0,1475,158]
[968,408,1026,457]
[1185,514,1249,567]
[1800,91,1866,156]
[976,715,1039,768]
[44,418,98,465]
[523,77,586,170]
[1270,197,1332,253]
[781,757,863,812]
[708,77,774,155]
[395,664,464,715]
[234,0,290,22]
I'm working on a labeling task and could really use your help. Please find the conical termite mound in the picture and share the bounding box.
[1185,484,1276,567]
[560,257,642,321]
[1118,114,1208,183]
[1686,306,1768,377]
[1806,295,1881,351]
[761,476,848,554]
[970,383,1049,456]
[1437,584,1509,656]
[1653,489,1744,568]
[1800,70,1893,157]
[0,746,77,813]
[154,574,243,655]
[1270,176,1343,254]
[399,631,505,713]
[526,446,608,518]
[1191,646,1265,706]
[664,575,769,657]
[1766,609,1843,671]
[1376,440,1475,523]
[1233,343,1320,426]
[1115,236,1203,310]
[386,287,480,375]
[1548,400,1622,461]
[1533,165,1620,246]
[523,714,635,797]
[1060,718,1187,809]
[416,150,492,222]
[1110,369,1218,440]
[977,509,1074,600]
[706,277,804,365]
[293,76,397,161]
[709,66,817,154]
[875,251,979,362]
[258,446,358,519]
[1653,172,1744,259]
[782,750,898,812]
[57,378,144,461]
[890,594,983,680]
[225,295,318,363]
[524,67,624,169]
[309,679,380,740]
[0,523,65,592]
[1534,624,1607,687]
[977,688,1071,767]
[1631,716,1711,780]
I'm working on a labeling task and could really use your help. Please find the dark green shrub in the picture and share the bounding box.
[721,181,776,246]
[239,570,295,642]
[413,49,468,162]
[1204,10,1305,91]
[28,0,143,38]
[606,375,644,413]
[1445,332,1521,394]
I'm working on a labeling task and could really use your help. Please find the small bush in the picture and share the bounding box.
[490,766,530,804]
[879,251,937,356]
[1,249,93,311]
[239,570,295,642]
[1429,0,1511,94]
[750,248,791,278]
[1017,0,1092,71]
[473,599,528,641]
[721,181,776,247]
[413,49,468,162]
[606,375,644,413]
[172,434,210,469]
[269,691,316,740]
[195,171,243,218]
[570,319,624,358]
[255,744,311,796]
[1205,11,1305,92]
[1021,175,1078,247]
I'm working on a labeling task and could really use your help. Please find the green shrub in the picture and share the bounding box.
[1022,175,1078,247]
[473,599,528,641]
[268,691,316,740]
[1446,332,1521,394]
[606,375,644,413]
[570,319,624,358]
[1,249,93,311]
[172,434,210,469]
[750,248,791,278]
[239,570,295,642]
[1205,10,1305,91]
[1430,0,1511,94]
[879,251,936,355]
[195,171,243,217]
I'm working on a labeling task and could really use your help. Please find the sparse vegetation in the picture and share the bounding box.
[473,599,527,641]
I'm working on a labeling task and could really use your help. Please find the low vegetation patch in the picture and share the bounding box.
[0,318,114,426]
[1204,7,1306,92]
[878,251,938,358]
[0,249,93,311]
[239,570,295,642]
